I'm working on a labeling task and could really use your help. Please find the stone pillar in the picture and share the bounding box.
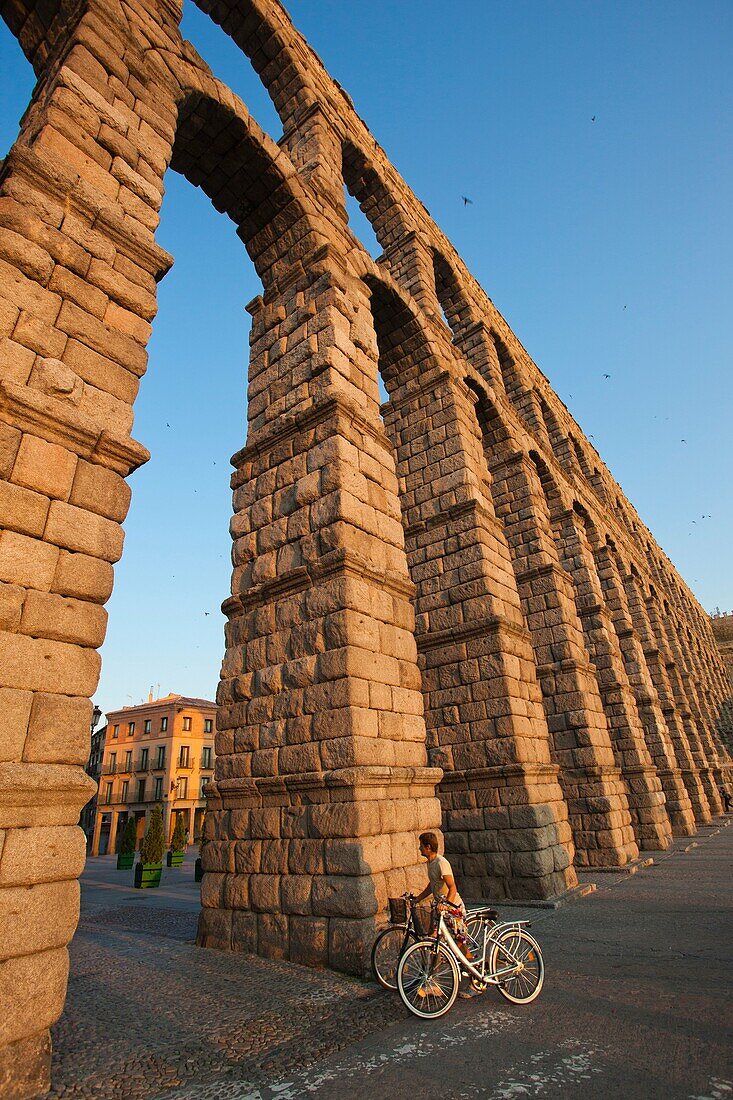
[593,543,695,835]
[452,319,505,395]
[621,570,710,822]
[382,370,576,900]
[656,608,722,814]
[0,2,180,1089]
[199,263,442,974]
[553,510,671,850]
[489,451,637,867]
[641,589,713,823]
[382,230,442,319]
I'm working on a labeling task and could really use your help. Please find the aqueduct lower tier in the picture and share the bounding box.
[0,0,731,1093]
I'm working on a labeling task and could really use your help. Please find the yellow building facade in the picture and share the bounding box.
[90,693,216,856]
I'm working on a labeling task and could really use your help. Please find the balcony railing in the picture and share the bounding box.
[176,757,195,771]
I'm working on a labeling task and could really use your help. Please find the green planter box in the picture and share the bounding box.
[194,857,203,882]
[116,852,135,870]
[167,850,184,868]
[134,861,163,888]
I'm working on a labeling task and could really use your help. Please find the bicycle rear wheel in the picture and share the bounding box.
[465,912,496,961]
[489,927,544,1004]
[371,925,416,990]
[397,940,460,1019]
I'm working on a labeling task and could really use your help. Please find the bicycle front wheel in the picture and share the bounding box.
[397,940,460,1019]
[371,925,416,991]
[489,927,544,1004]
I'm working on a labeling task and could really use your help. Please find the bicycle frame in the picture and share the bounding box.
[433,912,532,987]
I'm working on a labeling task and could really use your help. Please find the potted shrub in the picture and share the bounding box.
[166,813,186,868]
[134,804,165,888]
[116,817,137,870]
[195,812,205,882]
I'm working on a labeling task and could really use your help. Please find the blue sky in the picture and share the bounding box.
[1,0,731,719]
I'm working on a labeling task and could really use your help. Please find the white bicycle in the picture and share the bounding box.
[396,899,545,1019]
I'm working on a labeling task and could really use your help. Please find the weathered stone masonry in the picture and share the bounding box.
[0,0,730,1094]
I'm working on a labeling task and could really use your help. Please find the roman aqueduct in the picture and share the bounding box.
[0,0,730,1093]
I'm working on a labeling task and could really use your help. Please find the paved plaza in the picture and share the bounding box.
[49,821,732,1100]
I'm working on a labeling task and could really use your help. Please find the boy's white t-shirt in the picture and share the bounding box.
[427,854,463,905]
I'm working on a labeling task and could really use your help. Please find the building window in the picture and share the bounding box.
[112,724,119,738]
[200,776,208,798]
[179,745,190,767]
[178,777,188,799]
[121,780,129,802]
[104,782,113,804]
[204,719,213,734]
[156,746,166,769]
[144,719,151,734]
[128,721,135,735]
[109,752,116,773]
[160,717,168,732]
[137,779,146,802]
[125,750,132,771]
[140,747,148,769]
[154,776,163,801]
[182,716,192,732]
[201,747,212,770]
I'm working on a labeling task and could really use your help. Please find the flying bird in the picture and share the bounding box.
[681,439,687,444]
[603,373,611,379]
[591,116,596,122]
[461,196,473,206]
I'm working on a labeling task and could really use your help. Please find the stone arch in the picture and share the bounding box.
[568,432,592,479]
[362,268,443,401]
[491,328,523,404]
[1,0,83,71]
[537,393,566,454]
[432,248,473,334]
[529,448,568,516]
[342,140,407,254]
[167,78,325,296]
[465,374,516,457]
[190,0,315,134]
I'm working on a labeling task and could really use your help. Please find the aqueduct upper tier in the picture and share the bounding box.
[0,0,731,1094]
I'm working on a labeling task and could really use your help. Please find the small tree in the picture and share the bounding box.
[120,817,138,855]
[170,813,186,853]
[140,804,165,865]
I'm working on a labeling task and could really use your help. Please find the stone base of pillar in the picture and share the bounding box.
[0,1029,51,1100]
[439,763,577,901]
[622,765,673,850]
[196,766,442,977]
[680,769,713,825]
[655,769,697,835]
[701,770,724,815]
[563,766,639,868]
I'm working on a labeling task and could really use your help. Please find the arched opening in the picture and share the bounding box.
[0,15,36,157]
[567,434,590,478]
[92,80,323,861]
[491,329,522,405]
[537,393,565,457]
[342,141,406,258]
[189,0,312,134]
[432,248,471,334]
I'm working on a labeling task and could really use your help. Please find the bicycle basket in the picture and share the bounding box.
[413,905,433,936]
[388,897,407,925]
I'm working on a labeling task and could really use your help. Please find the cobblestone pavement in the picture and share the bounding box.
[51,823,733,1099]
[51,878,405,1098]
